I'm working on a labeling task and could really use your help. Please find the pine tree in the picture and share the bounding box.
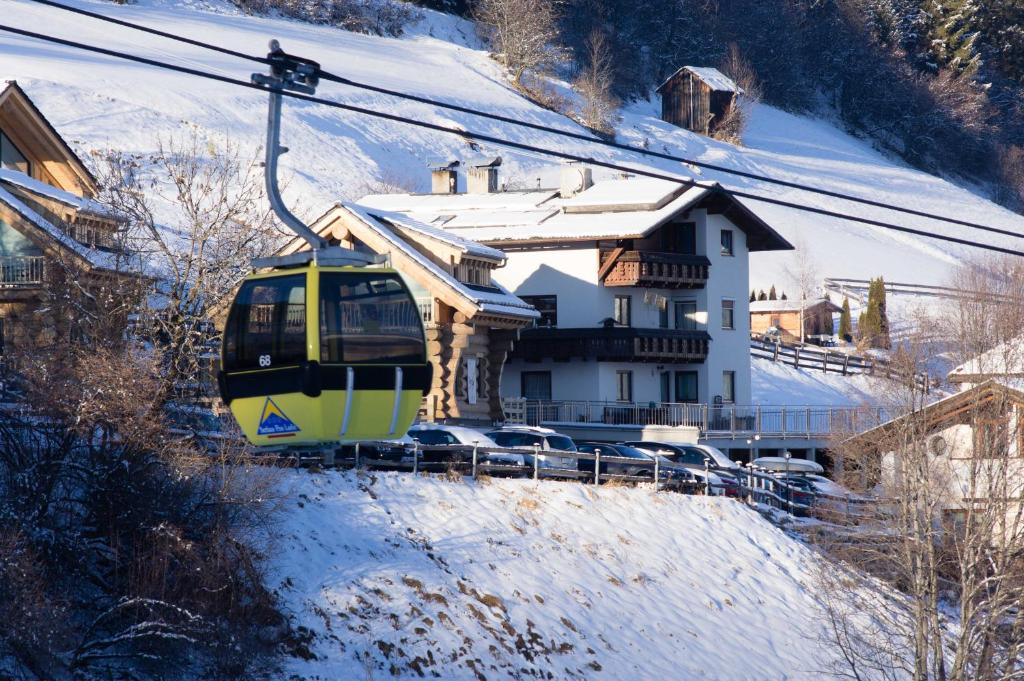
[876,276,891,349]
[923,0,982,76]
[758,290,767,301]
[750,289,756,302]
[839,297,852,342]
[781,292,788,301]
[768,285,777,300]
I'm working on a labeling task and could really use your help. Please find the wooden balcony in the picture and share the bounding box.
[600,250,710,289]
[0,256,44,289]
[512,327,710,363]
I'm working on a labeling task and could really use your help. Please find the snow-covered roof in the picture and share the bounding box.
[361,180,791,251]
[749,299,841,314]
[0,183,122,271]
[341,203,538,321]
[948,336,1024,383]
[0,168,109,216]
[364,207,507,262]
[656,66,743,94]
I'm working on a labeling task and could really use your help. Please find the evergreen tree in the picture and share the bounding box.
[923,0,982,76]
[876,276,892,349]
[750,289,757,302]
[839,297,852,342]
[768,285,777,300]
[781,292,788,301]
[758,290,768,301]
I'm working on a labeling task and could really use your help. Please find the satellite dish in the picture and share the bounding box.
[929,435,947,457]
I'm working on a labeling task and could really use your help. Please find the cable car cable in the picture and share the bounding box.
[22,0,1024,242]
[1,22,1023,258]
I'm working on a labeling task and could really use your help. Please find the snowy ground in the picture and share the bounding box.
[751,357,887,406]
[270,470,855,680]
[4,0,1024,293]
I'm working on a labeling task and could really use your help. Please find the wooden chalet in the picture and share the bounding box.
[0,80,135,354]
[750,298,841,341]
[656,66,742,136]
[279,202,539,424]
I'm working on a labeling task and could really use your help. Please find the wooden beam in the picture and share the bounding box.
[597,246,626,282]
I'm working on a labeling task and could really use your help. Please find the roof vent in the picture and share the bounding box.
[429,160,459,194]
[467,156,501,194]
[560,162,593,198]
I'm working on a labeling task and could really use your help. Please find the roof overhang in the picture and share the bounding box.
[700,187,793,252]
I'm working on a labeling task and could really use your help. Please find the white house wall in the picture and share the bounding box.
[493,208,755,406]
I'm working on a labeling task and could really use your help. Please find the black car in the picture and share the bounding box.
[575,442,693,486]
[625,441,742,496]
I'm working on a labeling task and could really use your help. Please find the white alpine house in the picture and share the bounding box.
[359,162,792,411]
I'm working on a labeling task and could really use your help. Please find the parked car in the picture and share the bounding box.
[338,434,414,467]
[625,441,741,496]
[407,424,525,469]
[761,326,782,344]
[752,456,824,475]
[574,442,692,487]
[771,474,817,512]
[485,426,577,469]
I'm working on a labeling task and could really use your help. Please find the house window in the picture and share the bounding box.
[675,371,699,403]
[722,299,735,330]
[521,371,552,400]
[521,294,557,327]
[660,371,671,402]
[674,300,698,331]
[661,221,696,255]
[616,370,633,402]
[659,301,669,329]
[722,371,736,403]
[0,131,30,175]
[463,356,481,404]
[614,295,632,326]
[721,229,734,256]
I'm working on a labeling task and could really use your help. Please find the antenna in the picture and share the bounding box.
[251,40,378,268]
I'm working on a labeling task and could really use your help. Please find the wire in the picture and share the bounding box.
[2,21,1023,258]
[23,0,1024,242]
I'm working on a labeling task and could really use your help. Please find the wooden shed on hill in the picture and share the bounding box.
[656,66,742,136]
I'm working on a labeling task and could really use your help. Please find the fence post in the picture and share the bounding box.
[806,407,811,438]
[794,346,800,368]
[781,407,787,437]
[354,441,361,470]
[533,443,540,481]
[773,342,780,362]
[704,458,710,496]
[594,448,601,486]
[653,455,660,494]
[413,442,419,475]
[472,441,479,480]
[842,353,850,375]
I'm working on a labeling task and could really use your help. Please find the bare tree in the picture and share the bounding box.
[715,43,762,144]
[574,29,620,135]
[816,258,1024,680]
[474,0,562,86]
[99,134,281,402]
[784,233,821,344]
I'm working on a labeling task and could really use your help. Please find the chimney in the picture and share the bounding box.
[429,160,459,194]
[560,162,593,198]
[467,156,502,194]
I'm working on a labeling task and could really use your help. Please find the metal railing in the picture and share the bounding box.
[504,399,893,439]
[0,256,44,287]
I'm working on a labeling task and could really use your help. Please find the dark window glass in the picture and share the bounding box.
[681,446,708,465]
[521,294,557,327]
[661,221,696,254]
[319,273,424,364]
[546,435,577,451]
[521,371,552,400]
[224,274,307,371]
[675,370,699,403]
[723,370,736,403]
[616,370,633,402]
[674,300,698,330]
[614,295,631,326]
[491,432,543,448]
[658,302,669,328]
[721,229,734,256]
[411,429,457,445]
[0,131,30,175]
[660,372,671,402]
[722,299,735,330]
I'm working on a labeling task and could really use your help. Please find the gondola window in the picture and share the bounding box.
[319,273,425,364]
[224,274,307,370]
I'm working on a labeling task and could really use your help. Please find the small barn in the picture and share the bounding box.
[656,66,742,136]
[750,298,842,342]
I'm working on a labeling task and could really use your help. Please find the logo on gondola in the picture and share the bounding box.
[257,398,301,436]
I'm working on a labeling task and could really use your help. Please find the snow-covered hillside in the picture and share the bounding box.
[4,0,1024,294]
[751,357,885,406]
[272,470,848,680]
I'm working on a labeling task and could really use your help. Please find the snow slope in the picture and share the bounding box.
[272,470,850,680]
[3,0,1024,293]
[751,357,885,406]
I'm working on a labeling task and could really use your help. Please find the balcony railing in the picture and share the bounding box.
[0,256,44,288]
[512,327,710,363]
[601,250,710,289]
[504,399,894,440]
